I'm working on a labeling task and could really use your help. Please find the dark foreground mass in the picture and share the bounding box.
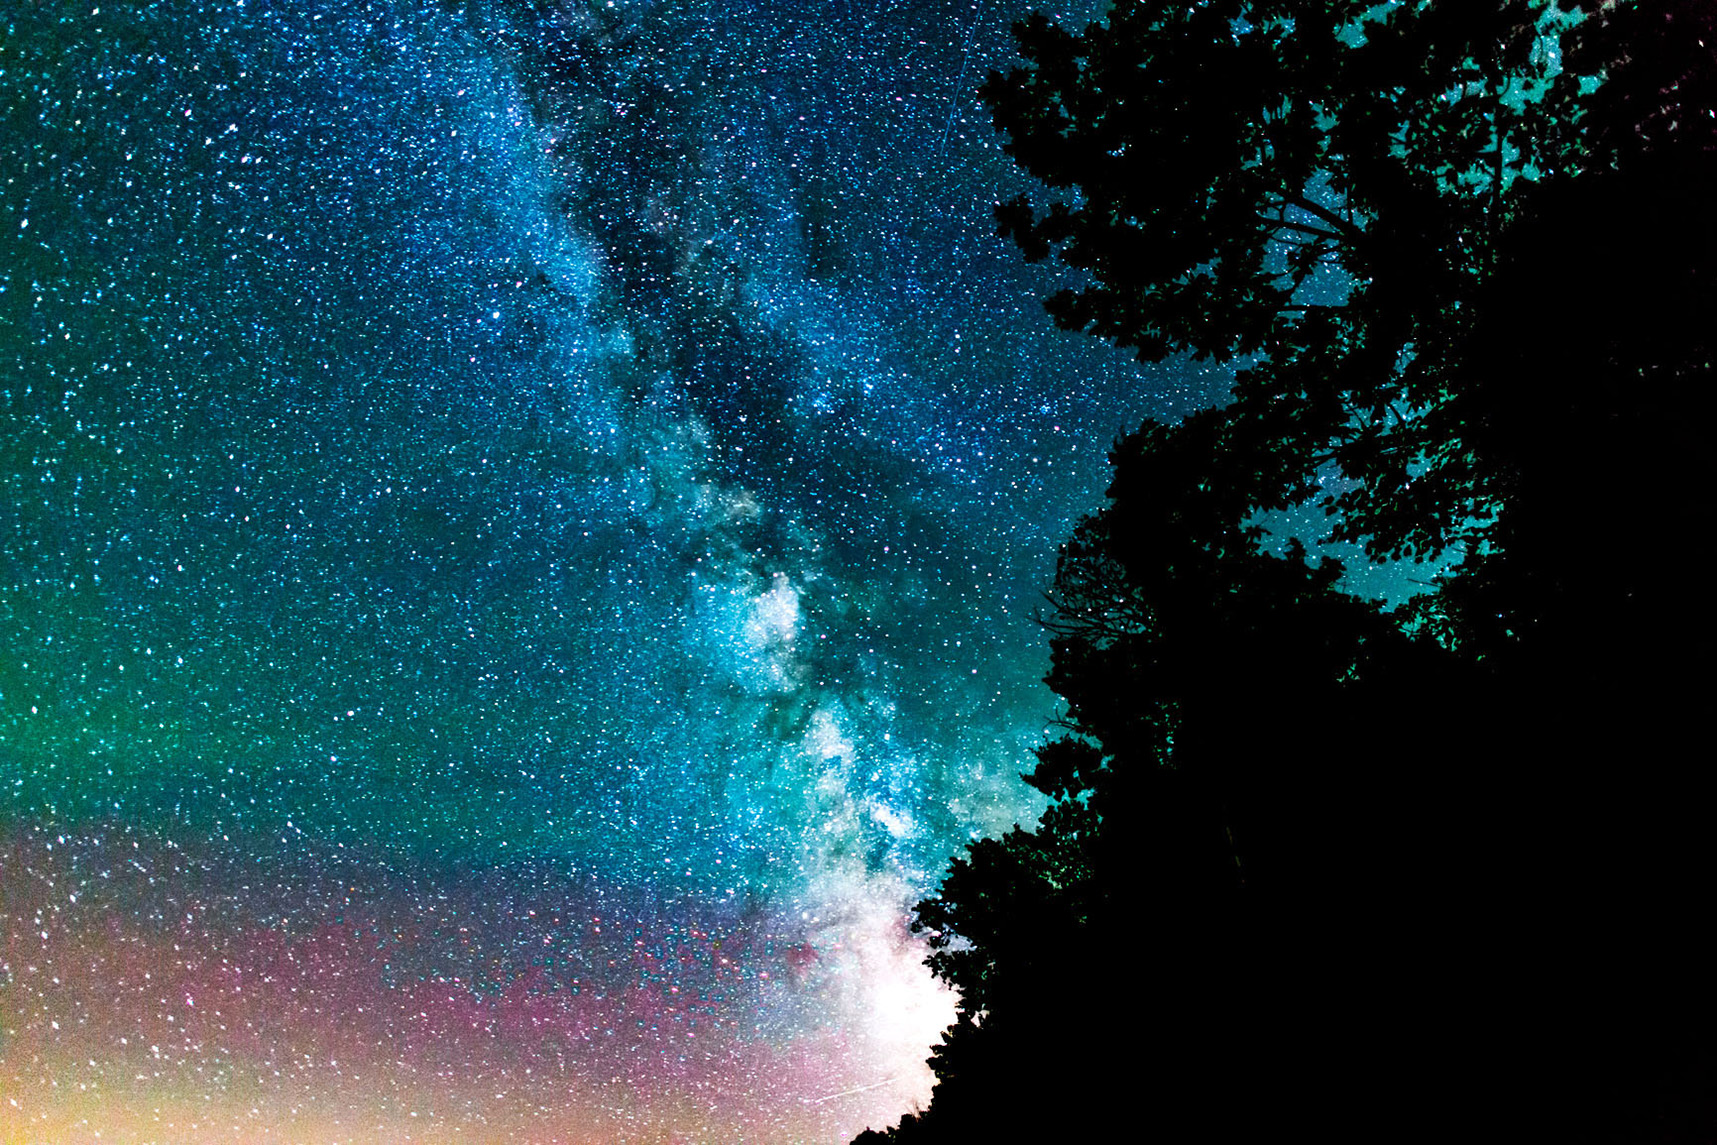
[859,2,1717,1141]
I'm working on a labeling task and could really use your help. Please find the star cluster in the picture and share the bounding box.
[2,1,1216,1140]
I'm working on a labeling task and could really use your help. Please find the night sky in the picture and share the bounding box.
[1,1,1236,1140]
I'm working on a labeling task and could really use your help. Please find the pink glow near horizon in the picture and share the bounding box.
[1,821,953,1143]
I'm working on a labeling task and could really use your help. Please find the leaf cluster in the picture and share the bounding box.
[985,0,1582,563]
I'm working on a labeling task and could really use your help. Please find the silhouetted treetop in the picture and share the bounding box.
[857,3,1717,1141]
[983,0,1593,563]
[985,0,1559,361]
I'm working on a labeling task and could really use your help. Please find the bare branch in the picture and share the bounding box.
[1285,195,1365,241]
[1267,217,1347,242]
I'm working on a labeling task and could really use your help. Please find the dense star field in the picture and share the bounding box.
[1,0,1241,1139]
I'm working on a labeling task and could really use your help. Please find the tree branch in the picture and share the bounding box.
[1285,195,1365,240]
[1268,218,1347,242]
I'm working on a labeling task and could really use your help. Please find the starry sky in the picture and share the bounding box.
[1,1,1232,1140]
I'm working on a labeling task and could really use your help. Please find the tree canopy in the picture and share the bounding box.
[858,2,1717,1141]
[988,0,1588,565]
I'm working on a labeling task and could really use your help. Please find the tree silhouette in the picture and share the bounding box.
[987,0,1584,565]
[859,2,1717,1141]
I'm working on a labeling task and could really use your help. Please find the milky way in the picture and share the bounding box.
[0,1,1221,1140]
